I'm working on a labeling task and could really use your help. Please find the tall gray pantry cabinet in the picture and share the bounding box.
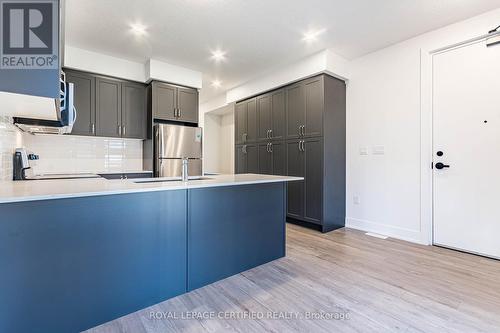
[235,74,346,232]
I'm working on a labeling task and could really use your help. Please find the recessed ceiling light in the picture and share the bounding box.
[130,23,147,36]
[302,29,326,42]
[211,79,222,88]
[211,50,226,62]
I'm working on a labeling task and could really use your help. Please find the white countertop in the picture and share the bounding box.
[0,174,303,204]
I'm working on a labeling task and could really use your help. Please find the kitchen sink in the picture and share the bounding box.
[133,177,213,184]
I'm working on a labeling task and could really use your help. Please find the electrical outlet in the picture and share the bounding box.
[353,195,360,205]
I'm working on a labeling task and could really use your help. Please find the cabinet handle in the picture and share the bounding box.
[301,140,305,152]
[92,123,95,134]
[178,108,181,117]
[298,126,301,137]
[298,141,302,152]
[269,129,273,139]
[266,130,269,139]
[302,125,306,136]
[269,143,273,153]
[243,133,247,143]
[123,125,126,136]
[243,145,247,154]
[118,125,122,136]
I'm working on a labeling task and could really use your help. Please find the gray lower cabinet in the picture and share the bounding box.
[152,81,199,124]
[286,140,305,219]
[122,82,147,139]
[96,76,122,138]
[235,74,346,232]
[258,141,286,176]
[65,69,147,139]
[235,144,258,174]
[285,138,323,225]
[235,98,257,144]
[65,70,95,136]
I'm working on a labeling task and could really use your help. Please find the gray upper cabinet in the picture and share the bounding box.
[96,76,122,138]
[235,102,247,145]
[153,82,177,121]
[65,69,147,139]
[234,98,257,144]
[286,83,305,139]
[235,74,346,233]
[122,82,147,139]
[66,70,95,136]
[257,94,272,141]
[247,99,258,143]
[304,77,324,137]
[177,87,199,123]
[152,81,199,124]
[271,89,286,140]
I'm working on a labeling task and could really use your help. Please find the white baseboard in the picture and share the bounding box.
[346,217,427,245]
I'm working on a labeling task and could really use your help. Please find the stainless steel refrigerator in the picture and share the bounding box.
[154,124,203,178]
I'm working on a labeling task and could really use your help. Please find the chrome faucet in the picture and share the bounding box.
[181,158,189,182]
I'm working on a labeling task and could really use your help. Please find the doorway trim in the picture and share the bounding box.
[419,30,500,246]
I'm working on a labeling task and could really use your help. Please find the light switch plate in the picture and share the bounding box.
[359,147,368,155]
[372,145,385,155]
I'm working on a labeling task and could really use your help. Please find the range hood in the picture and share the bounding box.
[12,72,76,135]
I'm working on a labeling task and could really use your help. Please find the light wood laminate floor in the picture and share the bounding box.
[86,224,500,333]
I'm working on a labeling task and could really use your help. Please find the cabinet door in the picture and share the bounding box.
[271,141,286,176]
[235,146,247,174]
[286,140,304,219]
[246,144,259,174]
[153,82,177,121]
[122,82,146,139]
[235,102,247,145]
[304,138,323,224]
[304,76,324,137]
[177,87,199,123]
[66,70,95,136]
[271,89,285,140]
[286,83,305,139]
[96,77,122,137]
[258,143,272,175]
[246,99,258,143]
[257,94,271,141]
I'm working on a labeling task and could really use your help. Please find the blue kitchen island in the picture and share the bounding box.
[0,174,300,333]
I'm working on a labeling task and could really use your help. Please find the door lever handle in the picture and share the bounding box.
[435,162,450,170]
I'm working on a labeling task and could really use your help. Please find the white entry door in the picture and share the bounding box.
[433,38,500,259]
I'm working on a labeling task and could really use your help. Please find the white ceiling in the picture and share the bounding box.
[65,0,500,102]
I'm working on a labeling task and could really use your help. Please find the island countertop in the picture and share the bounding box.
[0,173,303,204]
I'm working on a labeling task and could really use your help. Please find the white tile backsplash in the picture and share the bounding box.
[0,116,144,179]
[23,134,143,175]
[0,116,23,180]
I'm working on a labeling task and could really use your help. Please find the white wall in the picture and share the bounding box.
[226,50,349,103]
[65,46,202,87]
[202,104,234,174]
[346,8,500,244]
